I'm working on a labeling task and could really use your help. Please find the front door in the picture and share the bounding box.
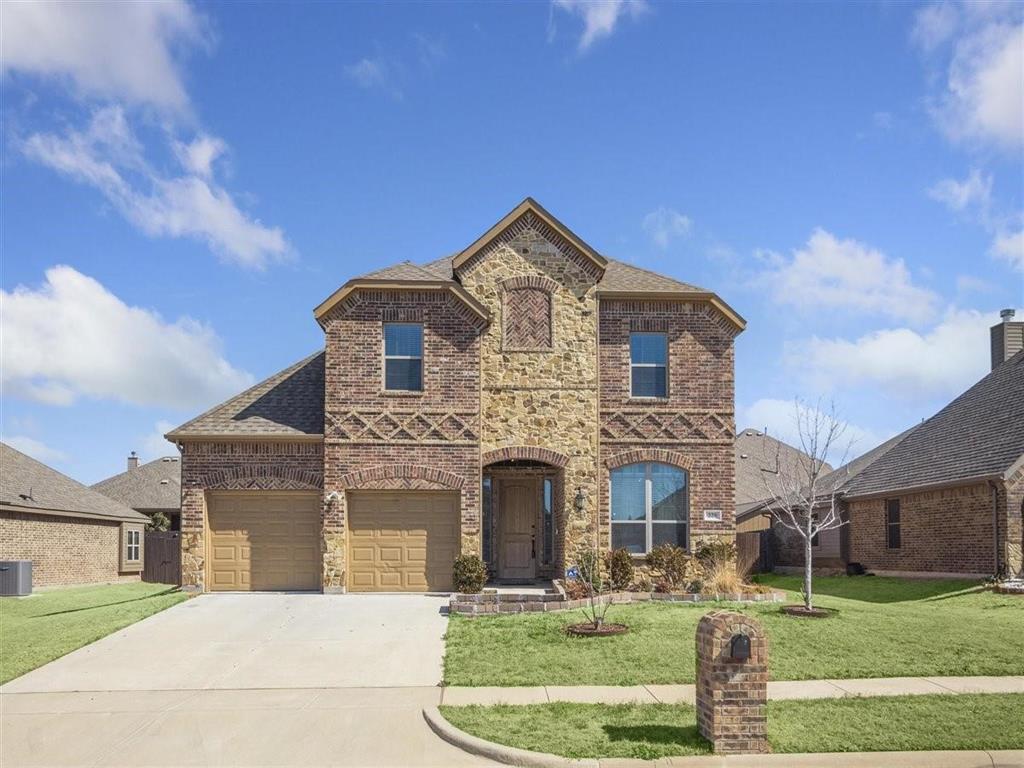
[498,479,538,580]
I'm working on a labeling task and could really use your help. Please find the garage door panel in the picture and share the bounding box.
[208,493,320,592]
[347,491,459,593]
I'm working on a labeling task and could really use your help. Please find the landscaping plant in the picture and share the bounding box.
[147,510,171,531]
[452,554,488,593]
[575,546,612,630]
[646,544,702,592]
[605,548,635,592]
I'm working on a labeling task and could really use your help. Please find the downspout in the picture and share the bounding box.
[989,480,1001,577]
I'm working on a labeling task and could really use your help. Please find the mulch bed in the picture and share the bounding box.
[566,622,629,637]
[780,604,836,618]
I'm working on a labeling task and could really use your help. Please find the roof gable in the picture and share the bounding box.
[451,197,607,275]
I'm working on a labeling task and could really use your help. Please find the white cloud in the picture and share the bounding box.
[927,168,992,213]
[173,134,226,179]
[0,0,208,112]
[346,57,391,90]
[758,228,939,325]
[955,274,993,294]
[785,308,998,399]
[991,229,1024,271]
[1,266,254,409]
[2,435,68,465]
[22,107,291,269]
[642,206,692,249]
[740,399,880,465]
[911,2,959,52]
[142,420,179,460]
[551,0,648,51]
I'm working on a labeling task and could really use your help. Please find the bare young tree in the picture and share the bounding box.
[760,399,852,611]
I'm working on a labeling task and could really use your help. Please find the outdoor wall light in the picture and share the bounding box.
[574,486,586,514]
[729,633,751,662]
[325,491,341,503]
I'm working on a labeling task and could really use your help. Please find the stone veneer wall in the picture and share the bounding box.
[178,440,324,591]
[320,290,483,590]
[459,220,602,572]
[847,482,998,575]
[598,299,738,557]
[1004,467,1024,576]
[0,512,139,587]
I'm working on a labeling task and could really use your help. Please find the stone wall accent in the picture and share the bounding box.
[847,482,997,575]
[695,610,768,754]
[179,440,324,591]
[1001,467,1023,576]
[599,298,738,552]
[482,446,570,468]
[460,220,601,572]
[0,512,139,587]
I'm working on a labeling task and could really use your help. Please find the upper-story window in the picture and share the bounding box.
[384,323,423,391]
[630,332,667,398]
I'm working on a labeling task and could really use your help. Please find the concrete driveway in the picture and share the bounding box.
[1,594,495,767]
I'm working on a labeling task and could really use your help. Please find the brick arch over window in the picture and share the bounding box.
[604,448,694,471]
[338,464,466,490]
[204,466,323,491]
[497,275,559,294]
[482,446,570,468]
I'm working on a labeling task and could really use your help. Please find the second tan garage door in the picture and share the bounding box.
[207,492,320,591]
[347,491,459,592]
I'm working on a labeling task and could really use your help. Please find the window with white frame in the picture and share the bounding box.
[383,323,423,391]
[610,462,688,554]
[127,529,141,562]
[630,332,667,398]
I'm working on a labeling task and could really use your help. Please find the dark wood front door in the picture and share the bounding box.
[498,479,538,580]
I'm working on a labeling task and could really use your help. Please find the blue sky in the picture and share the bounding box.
[2,1,1022,483]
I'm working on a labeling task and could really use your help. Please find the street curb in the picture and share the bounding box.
[422,706,599,768]
[423,709,1023,768]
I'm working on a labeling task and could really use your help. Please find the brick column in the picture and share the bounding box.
[695,610,768,754]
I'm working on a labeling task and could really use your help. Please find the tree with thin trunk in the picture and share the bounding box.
[760,399,852,612]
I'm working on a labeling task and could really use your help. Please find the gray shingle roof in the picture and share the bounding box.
[816,427,916,497]
[92,457,181,512]
[360,261,448,281]
[166,351,325,439]
[735,429,832,515]
[1,443,147,522]
[845,351,1024,497]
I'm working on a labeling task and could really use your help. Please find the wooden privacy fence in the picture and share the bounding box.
[143,530,181,585]
[736,530,763,575]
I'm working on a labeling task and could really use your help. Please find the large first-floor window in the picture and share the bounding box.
[610,462,688,554]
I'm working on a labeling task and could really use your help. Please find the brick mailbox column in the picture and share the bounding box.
[695,610,768,754]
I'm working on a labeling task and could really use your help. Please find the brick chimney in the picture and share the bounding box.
[991,309,1024,370]
[127,451,139,471]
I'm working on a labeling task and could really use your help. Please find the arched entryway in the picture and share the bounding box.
[481,447,568,582]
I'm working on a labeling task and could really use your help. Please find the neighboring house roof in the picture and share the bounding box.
[0,442,148,523]
[166,351,325,440]
[313,198,745,330]
[734,429,833,518]
[92,457,182,512]
[815,427,917,497]
[844,351,1024,498]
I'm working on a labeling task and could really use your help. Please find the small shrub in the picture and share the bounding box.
[704,559,744,594]
[645,544,691,590]
[147,510,170,532]
[695,539,737,568]
[633,576,652,593]
[564,579,589,600]
[653,580,673,594]
[452,554,488,593]
[605,548,635,592]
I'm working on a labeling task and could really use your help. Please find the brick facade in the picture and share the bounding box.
[598,299,738,553]
[847,483,997,576]
[0,512,140,587]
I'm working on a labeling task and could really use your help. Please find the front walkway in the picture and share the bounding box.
[441,675,1024,705]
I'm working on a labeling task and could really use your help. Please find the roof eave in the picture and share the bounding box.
[843,473,1005,501]
[0,502,148,524]
[597,290,747,331]
[451,197,608,273]
[313,279,490,326]
[165,432,325,444]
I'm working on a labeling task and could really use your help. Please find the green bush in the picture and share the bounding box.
[646,544,702,591]
[453,554,488,593]
[695,539,737,568]
[147,510,170,532]
[605,548,635,591]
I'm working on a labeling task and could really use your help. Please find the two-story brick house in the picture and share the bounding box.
[167,199,745,592]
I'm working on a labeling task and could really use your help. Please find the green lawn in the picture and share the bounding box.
[440,695,1024,759]
[0,582,187,684]
[444,575,1024,686]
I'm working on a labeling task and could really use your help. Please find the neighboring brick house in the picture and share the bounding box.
[93,453,182,530]
[166,198,745,592]
[0,442,148,588]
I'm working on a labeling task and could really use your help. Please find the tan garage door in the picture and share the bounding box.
[207,493,320,592]
[348,491,459,592]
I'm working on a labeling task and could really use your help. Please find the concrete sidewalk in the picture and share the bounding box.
[441,675,1024,705]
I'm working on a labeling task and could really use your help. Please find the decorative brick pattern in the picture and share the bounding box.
[0,512,139,587]
[604,448,695,471]
[600,409,735,444]
[325,409,478,444]
[503,287,553,350]
[337,464,466,490]
[695,610,768,754]
[482,446,570,468]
